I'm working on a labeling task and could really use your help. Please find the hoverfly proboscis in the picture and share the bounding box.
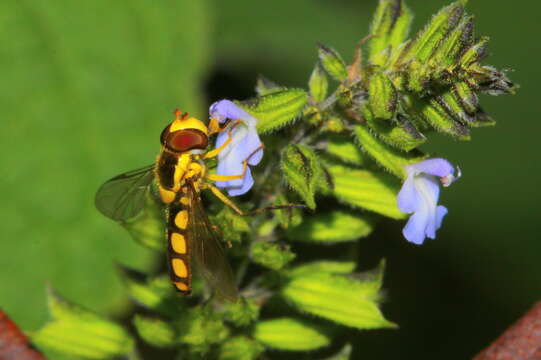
[95,110,264,302]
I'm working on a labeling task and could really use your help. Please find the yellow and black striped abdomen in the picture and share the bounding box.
[166,192,192,294]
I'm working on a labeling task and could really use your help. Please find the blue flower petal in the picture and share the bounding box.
[425,205,448,240]
[408,158,454,178]
[217,154,243,186]
[210,99,263,196]
[232,127,257,162]
[244,127,263,165]
[435,205,448,229]
[416,175,441,210]
[210,100,255,126]
[215,128,229,149]
[227,167,254,196]
[402,207,430,245]
[398,158,456,244]
[397,177,420,214]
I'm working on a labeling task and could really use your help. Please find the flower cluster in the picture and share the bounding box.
[208,103,462,246]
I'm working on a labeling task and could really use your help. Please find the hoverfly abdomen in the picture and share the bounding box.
[166,192,192,294]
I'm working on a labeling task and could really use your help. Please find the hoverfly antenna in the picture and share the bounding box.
[173,109,189,121]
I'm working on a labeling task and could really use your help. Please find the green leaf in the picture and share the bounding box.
[133,315,177,348]
[353,124,427,178]
[439,89,475,125]
[476,65,516,96]
[326,134,367,166]
[322,114,348,133]
[460,36,489,67]
[281,144,323,209]
[282,261,396,329]
[251,241,296,271]
[118,266,181,317]
[30,289,134,359]
[287,261,357,278]
[255,75,283,96]
[323,344,353,360]
[369,0,413,66]
[275,193,303,229]
[241,89,308,133]
[454,80,479,115]
[361,106,426,151]
[178,306,230,354]
[254,318,331,351]
[471,107,496,127]
[309,64,329,102]
[401,0,467,62]
[404,94,470,139]
[328,164,405,219]
[219,336,265,360]
[212,206,250,244]
[223,298,260,327]
[318,43,348,81]
[287,210,374,243]
[430,15,474,68]
[368,72,398,120]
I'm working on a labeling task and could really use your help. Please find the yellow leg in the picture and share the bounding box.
[208,117,222,135]
[206,142,264,182]
[204,120,242,159]
[207,161,248,182]
[207,184,245,215]
[206,183,306,216]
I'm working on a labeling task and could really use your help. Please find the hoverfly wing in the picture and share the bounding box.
[95,164,156,222]
[186,181,238,302]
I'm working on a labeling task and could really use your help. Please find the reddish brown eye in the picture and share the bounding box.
[166,129,208,152]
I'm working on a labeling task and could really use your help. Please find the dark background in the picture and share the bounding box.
[1,1,539,359]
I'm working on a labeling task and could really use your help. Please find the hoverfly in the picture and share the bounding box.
[95,110,257,301]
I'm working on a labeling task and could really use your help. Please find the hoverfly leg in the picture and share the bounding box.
[206,183,305,217]
[204,120,242,159]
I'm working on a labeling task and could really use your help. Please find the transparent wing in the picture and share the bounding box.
[95,164,155,222]
[186,181,238,301]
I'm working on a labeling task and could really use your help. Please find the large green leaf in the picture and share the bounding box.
[0,0,211,328]
[244,89,308,133]
[280,144,324,209]
[353,124,427,178]
[287,210,374,243]
[219,336,264,360]
[328,164,405,219]
[282,261,396,329]
[254,318,330,351]
[30,289,135,359]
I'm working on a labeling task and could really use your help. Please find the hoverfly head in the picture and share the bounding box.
[160,109,209,153]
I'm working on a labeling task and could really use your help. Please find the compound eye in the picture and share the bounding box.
[167,129,208,152]
[160,124,171,145]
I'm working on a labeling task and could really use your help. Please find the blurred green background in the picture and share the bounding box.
[1,0,538,359]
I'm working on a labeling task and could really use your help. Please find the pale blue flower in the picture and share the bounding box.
[397,158,460,245]
[210,100,263,196]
